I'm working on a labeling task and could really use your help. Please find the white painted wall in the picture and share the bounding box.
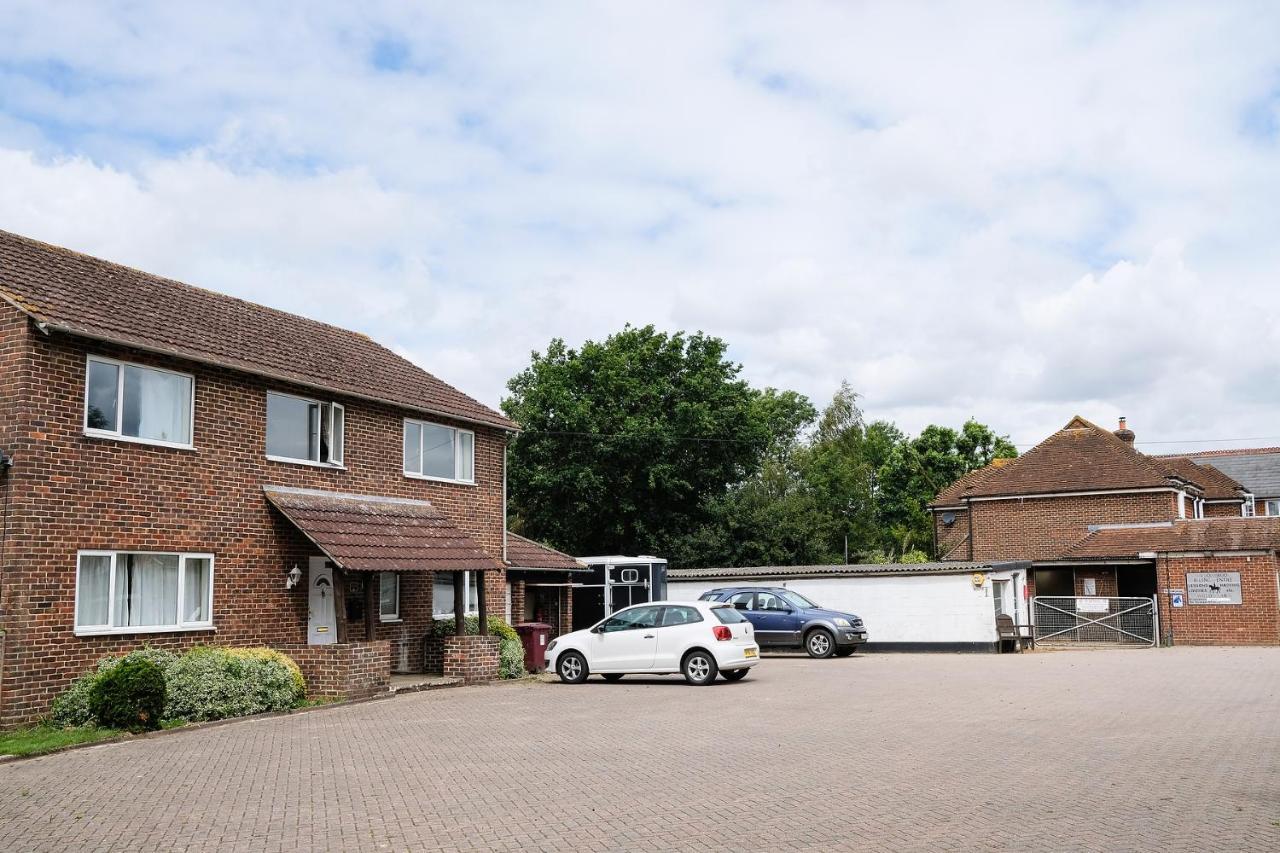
[667,569,1026,646]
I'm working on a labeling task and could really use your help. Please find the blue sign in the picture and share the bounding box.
[1171,593,1184,608]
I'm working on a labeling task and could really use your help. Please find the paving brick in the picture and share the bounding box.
[0,648,1277,851]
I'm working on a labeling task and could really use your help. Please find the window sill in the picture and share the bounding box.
[404,472,476,487]
[379,617,402,624]
[83,431,197,452]
[75,624,217,638]
[432,612,481,620]
[266,455,346,471]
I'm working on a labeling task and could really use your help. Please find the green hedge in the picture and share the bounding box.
[88,658,166,732]
[431,616,526,679]
[50,646,305,728]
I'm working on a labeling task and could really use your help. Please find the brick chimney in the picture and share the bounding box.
[1114,416,1135,444]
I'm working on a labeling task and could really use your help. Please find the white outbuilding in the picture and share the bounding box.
[666,560,1031,652]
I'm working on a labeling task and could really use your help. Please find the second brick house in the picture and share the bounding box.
[0,229,534,724]
[930,416,1280,645]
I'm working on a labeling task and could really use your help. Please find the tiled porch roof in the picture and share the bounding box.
[1060,517,1280,559]
[264,486,502,572]
[505,533,587,571]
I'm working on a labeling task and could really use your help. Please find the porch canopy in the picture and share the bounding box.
[264,486,502,636]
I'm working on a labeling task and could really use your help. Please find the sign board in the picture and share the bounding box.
[1170,593,1184,608]
[1077,598,1110,613]
[1186,572,1242,605]
[1081,578,1097,596]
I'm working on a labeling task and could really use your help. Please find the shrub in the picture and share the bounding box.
[431,615,519,642]
[900,550,931,564]
[50,647,179,727]
[88,658,167,731]
[164,646,305,722]
[498,636,526,679]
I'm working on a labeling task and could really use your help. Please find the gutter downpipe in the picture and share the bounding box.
[502,436,509,565]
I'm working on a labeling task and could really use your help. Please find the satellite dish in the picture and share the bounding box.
[941,511,957,526]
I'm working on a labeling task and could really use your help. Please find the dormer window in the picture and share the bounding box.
[266,391,344,467]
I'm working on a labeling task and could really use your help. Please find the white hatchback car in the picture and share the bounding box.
[546,600,760,686]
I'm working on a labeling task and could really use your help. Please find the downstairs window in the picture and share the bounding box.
[75,551,214,635]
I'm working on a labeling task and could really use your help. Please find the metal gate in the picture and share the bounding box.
[1031,596,1158,647]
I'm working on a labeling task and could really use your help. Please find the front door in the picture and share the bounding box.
[308,557,338,644]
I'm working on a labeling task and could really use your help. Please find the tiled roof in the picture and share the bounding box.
[0,229,515,430]
[1167,446,1280,458]
[930,463,1003,506]
[263,486,503,572]
[1061,517,1280,559]
[949,416,1179,500]
[505,533,587,571]
[667,561,1019,580]
[1190,454,1280,499]
[1160,457,1248,501]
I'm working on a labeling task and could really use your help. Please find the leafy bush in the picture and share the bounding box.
[431,615,519,642]
[900,550,931,564]
[88,658,167,731]
[51,645,303,727]
[432,616,525,679]
[164,646,305,722]
[51,647,179,727]
[498,636,526,679]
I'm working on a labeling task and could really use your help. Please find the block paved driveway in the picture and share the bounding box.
[1,647,1278,852]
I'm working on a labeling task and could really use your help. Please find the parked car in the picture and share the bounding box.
[697,587,867,658]
[546,600,760,686]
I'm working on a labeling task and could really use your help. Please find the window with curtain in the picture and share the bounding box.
[432,571,481,618]
[403,419,474,483]
[266,392,344,465]
[379,573,400,621]
[85,357,193,446]
[75,551,214,634]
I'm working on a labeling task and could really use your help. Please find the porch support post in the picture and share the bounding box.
[365,572,376,641]
[477,570,488,634]
[453,570,465,634]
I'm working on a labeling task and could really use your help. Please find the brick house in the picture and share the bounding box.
[0,229,527,724]
[1165,447,1280,518]
[930,416,1280,645]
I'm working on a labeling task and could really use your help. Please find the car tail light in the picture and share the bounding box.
[712,625,732,641]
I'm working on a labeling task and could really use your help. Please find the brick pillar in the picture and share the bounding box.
[441,635,500,683]
[510,579,526,624]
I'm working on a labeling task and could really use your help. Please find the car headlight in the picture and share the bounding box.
[546,639,558,653]
[833,618,851,628]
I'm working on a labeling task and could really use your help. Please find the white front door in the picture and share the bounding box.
[308,557,338,644]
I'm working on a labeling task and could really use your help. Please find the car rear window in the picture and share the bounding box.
[711,606,748,624]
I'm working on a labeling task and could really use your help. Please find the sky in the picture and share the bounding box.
[0,2,1277,453]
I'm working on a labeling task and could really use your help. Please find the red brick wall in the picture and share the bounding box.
[1203,502,1245,519]
[441,634,499,683]
[1073,568,1118,597]
[1155,554,1280,646]
[933,509,969,559]
[278,641,391,700]
[969,492,1176,562]
[0,315,509,723]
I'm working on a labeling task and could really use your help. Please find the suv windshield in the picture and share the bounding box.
[778,590,819,609]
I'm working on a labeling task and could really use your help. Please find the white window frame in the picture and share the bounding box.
[403,418,475,484]
[432,570,482,618]
[379,572,400,622]
[74,549,215,636]
[83,355,196,450]
[265,391,345,468]
[1266,499,1280,517]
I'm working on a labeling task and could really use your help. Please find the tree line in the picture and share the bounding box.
[502,325,1016,568]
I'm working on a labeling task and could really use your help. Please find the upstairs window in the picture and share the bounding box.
[266,392,344,466]
[1266,499,1280,517]
[85,356,194,447]
[403,419,474,483]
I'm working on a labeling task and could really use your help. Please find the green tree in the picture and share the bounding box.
[502,325,813,556]
[875,420,1017,557]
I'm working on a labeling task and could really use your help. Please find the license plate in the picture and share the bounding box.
[743,648,758,658]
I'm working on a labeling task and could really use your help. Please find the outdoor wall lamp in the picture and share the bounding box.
[286,564,302,589]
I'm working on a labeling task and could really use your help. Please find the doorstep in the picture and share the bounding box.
[389,674,464,695]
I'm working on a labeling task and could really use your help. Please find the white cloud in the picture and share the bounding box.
[0,1,1277,453]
